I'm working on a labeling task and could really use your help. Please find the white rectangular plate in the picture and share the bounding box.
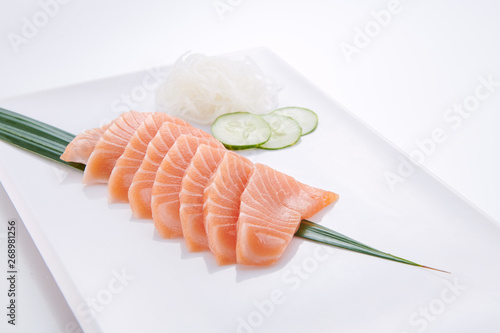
[1,48,499,333]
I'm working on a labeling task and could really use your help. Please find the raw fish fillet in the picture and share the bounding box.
[236,163,338,266]
[108,113,189,202]
[202,151,254,265]
[83,111,151,184]
[179,145,227,252]
[129,122,214,219]
[61,120,116,164]
[152,135,223,238]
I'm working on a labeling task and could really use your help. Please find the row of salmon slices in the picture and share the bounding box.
[61,111,339,266]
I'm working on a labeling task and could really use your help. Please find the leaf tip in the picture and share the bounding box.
[419,265,450,274]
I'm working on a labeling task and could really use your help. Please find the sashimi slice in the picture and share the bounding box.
[60,121,115,164]
[179,145,249,253]
[152,135,224,238]
[202,152,254,265]
[179,145,226,252]
[236,163,339,266]
[108,113,190,203]
[83,111,151,184]
[129,123,214,219]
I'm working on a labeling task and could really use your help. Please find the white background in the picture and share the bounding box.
[0,0,499,332]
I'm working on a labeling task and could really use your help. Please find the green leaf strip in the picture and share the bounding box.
[0,107,85,171]
[0,107,75,143]
[296,220,448,273]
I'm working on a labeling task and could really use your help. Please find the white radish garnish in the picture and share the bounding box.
[155,53,280,124]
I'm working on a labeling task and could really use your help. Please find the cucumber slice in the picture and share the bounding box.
[258,113,302,150]
[211,112,271,150]
[272,107,318,135]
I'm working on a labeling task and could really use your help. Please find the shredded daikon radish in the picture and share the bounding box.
[155,53,280,124]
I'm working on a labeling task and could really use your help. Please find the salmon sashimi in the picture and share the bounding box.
[236,163,339,266]
[60,122,114,164]
[129,123,214,219]
[108,113,190,203]
[179,145,227,252]
[62,111,340,267]
[82,111,151,184]
[202,152,254,265]
[152,135,224,238]
[179,145,250,253]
